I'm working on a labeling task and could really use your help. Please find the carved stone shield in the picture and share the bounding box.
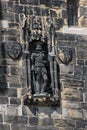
[57,47,72,64]
[7,42,22,59]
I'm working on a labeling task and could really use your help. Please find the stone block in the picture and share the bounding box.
[0,105,7,114]
[10,66,22,75]
[0,97,8,104]
[11,124,26,130]
[6,105,18,115]
[0,20,8,28]
[83,120,87,127]
[62,10,67,18]
[15,14,19,23]
[8,22,19,29]
[26,126,58,130]
[62,79,83,88]
[40,0,50,6]
[83,67,87,75]
[0,88,17,97]
[74,65,83,80]
[59,128,73,130]
[62,108,83,119]
[7,0,15,12]
[0,66,9,75]
[5,29,20,36]
[83,93,87,102]
[0,124,10,130]
[76,120,84,128]
[0,114,3,123]
[80,6,87,16]
[1,12,14,21]
[60,64,73,75]
[62,101,81,109]
[56,33,76,41]
[74,128,84,130]
[61,88,83,101]
[77,60,84,65]
[20,0,34,5]
[29,117,38,125]
[50,0,66,8]
[42,8,49,16]
[9,83,21,88]
[54,119,75,127]
[0,75,21,83]
[0,1,7,11]
[80,16,87,27]
[0,82,8,89]
[83,110,87,120]
[25,6,33,15]
[10,98,21,105]
[34,7,41,16]
[81,103,87,108]
[4,115,28,124]
[15,5,24,13]
[54,18,64,29]
[50,10,57,17]
[39,117,54,126]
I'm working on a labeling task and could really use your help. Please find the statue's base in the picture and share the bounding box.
[24,93,60,107]
[33,93,51,102]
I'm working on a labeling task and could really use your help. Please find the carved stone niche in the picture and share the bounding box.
[23,40,60,106]
[21,13,60,106]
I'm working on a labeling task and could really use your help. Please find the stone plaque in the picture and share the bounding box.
[7,42,22,59]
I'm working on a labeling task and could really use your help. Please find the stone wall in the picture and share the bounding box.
[0,0,87,130]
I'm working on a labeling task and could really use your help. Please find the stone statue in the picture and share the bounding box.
[31,41,48,96]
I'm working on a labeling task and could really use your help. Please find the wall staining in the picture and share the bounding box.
[0,0,87,130]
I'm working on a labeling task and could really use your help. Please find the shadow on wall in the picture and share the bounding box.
[0,0,2,20]
[0,0,8,95]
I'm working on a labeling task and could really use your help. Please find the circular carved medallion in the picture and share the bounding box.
[7,42,22,59]
[57,47,72,64]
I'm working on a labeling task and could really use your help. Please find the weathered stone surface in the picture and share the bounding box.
[0,115,3,123]
[0,124,10,130]
[10,98,21,105]
[0,66,9,75]
[26,126,58,130]
[54,119,75,127]
[61,88,83,101]
[83,110,87,119]
[62,108,83,119]
[39,117,54,126]
[11,124,26,130]
[28,117,38,125]
[0,97,8,104]
[60,64,73,75]
[76,120,84,128]
[83,93,87,102]
[80,16,87,27]
[4,115,28,124]
[59,128,73,130]
[0,88,17,97]
[10,67,22,75]
[6,105,18,115]
[62,101,82,109]
[0,75,21,83]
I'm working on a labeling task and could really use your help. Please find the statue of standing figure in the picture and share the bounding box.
[31,41,48,96]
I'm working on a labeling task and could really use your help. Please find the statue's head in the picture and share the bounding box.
[35,41,43,50]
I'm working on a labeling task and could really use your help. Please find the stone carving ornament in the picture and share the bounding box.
[57,47,72,64]
[7,42,22,59]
